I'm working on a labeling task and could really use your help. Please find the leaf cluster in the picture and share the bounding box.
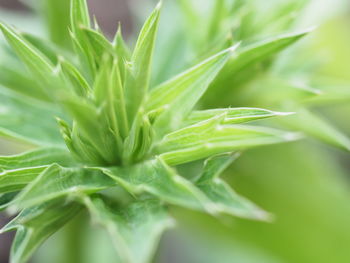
[0,1,339,263]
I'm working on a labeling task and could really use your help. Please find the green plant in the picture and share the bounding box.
[1,0,343,263]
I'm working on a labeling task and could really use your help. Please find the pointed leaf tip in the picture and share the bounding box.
[284,132,304,141]
[276,111,295,116]
[156,1,163,10]
[229,42,241,52]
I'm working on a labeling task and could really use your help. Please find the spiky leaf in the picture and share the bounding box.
[82,196,174,263]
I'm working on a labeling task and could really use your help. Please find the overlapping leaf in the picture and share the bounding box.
[158,115,300,165]
[185,107,292,126]
[125,2,161,120]
[100,159,210,211]
[0,148,73,171]
[82,196,174,263]
[100,158,267,220]
[147,45,237,136]
[0,23,65,99]
[201,29,312,106]
[41,0,71,49]
[280,107,350,151]
[12,164,116,209]
[0,1,324,263]
[0,88,64,145]
[0,167,46,194]
[0,64,49,101]
[0,192,18,211]
[0,201,82,263]
[196,153,270,220]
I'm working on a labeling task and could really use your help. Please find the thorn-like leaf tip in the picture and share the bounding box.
[304,25,318,33]
[229,42,241,52]
[156,1,163,10]
[284,132,304,141]
[275,111,295,116]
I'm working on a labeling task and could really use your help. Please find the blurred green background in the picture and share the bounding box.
[1,0,350,262]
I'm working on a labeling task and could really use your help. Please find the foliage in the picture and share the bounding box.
[0,0,349,263]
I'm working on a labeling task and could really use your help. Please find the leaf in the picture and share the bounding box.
[82,196,174,263]
[125,2,162,121]
[0,167,46,194]
[12,164,116,209]
[59,58,90,97]
[197,153,240,183]
[185,107,293,126]
[147,45,237,136]
[93,59,129,140]
[0,23,63,97]
[0,192,18,211]
[207,0,226,41]
[61,96,119,164]
[201,29,312,106]
[22,33,59,64]
[100,159,210,212]
[0,88,64,146]
[80,27,115,59]
[0,147,74,171]
[113,25,131,85]
[0,64,50,101]
[41,0,72,49]
[122,113,153,164]
[280,107,350,151]
[0,201,82,263]
[158,116,301,165]
[225,29,311,74]
[196,153,270,220]
[101,158,265,220]
[113,24,131,60]
[70,0,91,35]
[70,0,96,75]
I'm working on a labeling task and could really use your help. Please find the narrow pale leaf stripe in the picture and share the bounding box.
[22,33,59,64]
[125,2,161,120]
[113,25,131,85]
[148,45,238,136]
[122,113,152,164]
[59,58,90,96]
[0,167,46,194]
[0,148,74,171]
[100,159,211,212]
[82,196,174,263]
[158,118,301,165]
[101,158,266,220]
[113,24,131,59]
[147,46,237,111]
[61,97,118,164]
[197,178,270,220]
[110,60,129,139]
[81,27,115,58]
[70,0,91,34]
[196,153,270,220]
[0,88,64,146]
[197,153,240,183]
[0,201,82,263]
[70,0,96,75]
[12,164,116,209]
[0,23,62,95]
[186,107,293,126]
[93,59,128,141]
